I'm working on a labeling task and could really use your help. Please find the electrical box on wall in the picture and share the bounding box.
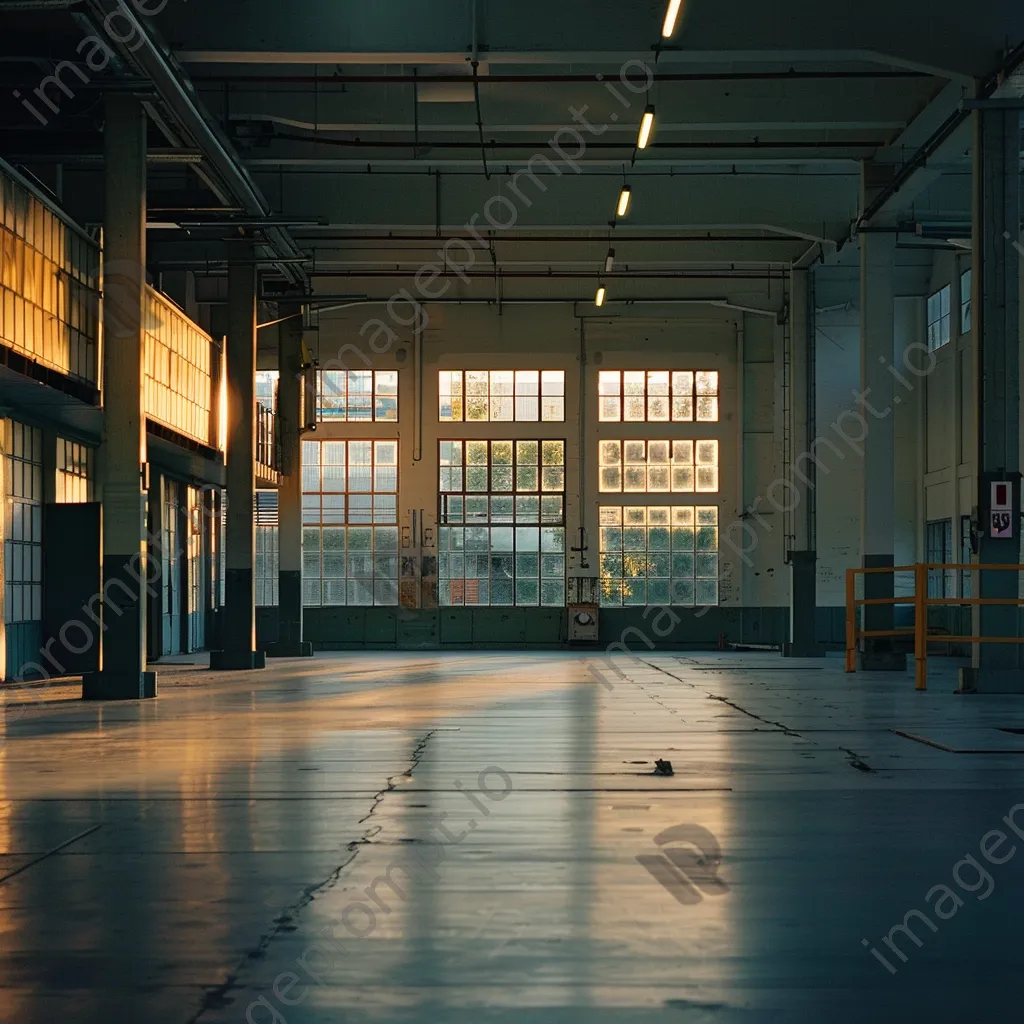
[567,577,600,643]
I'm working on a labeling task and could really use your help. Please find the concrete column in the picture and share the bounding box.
[83,93,156,700]
[858,169,905,670]
[964,108,1021,692]
[785,268,822,657]
[268,306,312,657]
[210,247,265,670]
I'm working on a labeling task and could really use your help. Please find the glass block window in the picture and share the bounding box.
[2,419,43,630]
[599,505,719,607]
[56,438,94,504]
[301,440,399,606]
[438,440,566,606]
[599,439,719,493]
[439,370,565,422]
[143,287,216,446]
[0,166,100,384]
[927,285,951,351]
[598,370,719,423]
[317,370,398,422]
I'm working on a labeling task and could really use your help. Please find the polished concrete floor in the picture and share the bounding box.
[2,650,1024,1022]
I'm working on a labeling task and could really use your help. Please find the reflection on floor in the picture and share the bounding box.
[2,651,1024,1022]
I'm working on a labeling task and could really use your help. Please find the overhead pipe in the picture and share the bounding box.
[189,70,929,86]
[269,133,879,152]
[859,39,1024,228]
[80,0,308,287]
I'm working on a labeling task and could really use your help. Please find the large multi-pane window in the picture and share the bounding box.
[599,440,719,494]
[599,370,719,423]
[317,370,398,422]
[599,506,719,607]
[927,285,951,351]
[439,370,565,422]
[438,440,566,606]
[302,440,399,606]
[2,419,43,677]
[56,438,93,504]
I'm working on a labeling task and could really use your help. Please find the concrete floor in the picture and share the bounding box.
[2,651,1024,1023]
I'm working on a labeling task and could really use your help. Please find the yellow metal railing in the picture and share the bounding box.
[845,563,1024,691]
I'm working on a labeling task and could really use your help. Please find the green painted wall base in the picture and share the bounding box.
[253,605,856,652]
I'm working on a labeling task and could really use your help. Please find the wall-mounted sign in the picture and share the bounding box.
[991,481,1014,538]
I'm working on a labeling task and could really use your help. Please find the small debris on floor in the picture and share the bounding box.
[653,759,675,776]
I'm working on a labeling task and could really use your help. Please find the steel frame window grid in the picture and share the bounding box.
[925,519,954,598]
[3,419,43,627]
[0,167,100,384]
[598,505,720,608]
[598,370,719,423]
[439,370,566,423]
[317,370,398,422]
[56,438,93,504]
[301,440,399,607]
[927,284,952,351]
[599,439,719,494]
[438,439,566,606]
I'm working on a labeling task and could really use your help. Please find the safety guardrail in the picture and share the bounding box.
[845,563,1024,690]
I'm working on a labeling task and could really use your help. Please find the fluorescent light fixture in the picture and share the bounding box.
[605,248,616,273]
[662,0,684,37]
[637,106,656,150]
[595,285,607,308]
[616,186,632,217]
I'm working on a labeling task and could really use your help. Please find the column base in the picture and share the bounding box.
[265,641,314,659]
[209,650,267,671]
[82,671,157,701]
[861,646,907,671]
[958,667,1024,694]
[782,641,825,658]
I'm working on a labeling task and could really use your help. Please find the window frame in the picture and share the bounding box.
[927,284,952,351]
[316,369,399,423]
[301,439,400,607]
[437,439,567,607]
[438,370,566,423]
[598,369,719,423]
[960,268,972,335]
[598,504,720,608]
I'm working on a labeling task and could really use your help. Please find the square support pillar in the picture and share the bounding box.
[858,188,905,671]
[267,306,312,658]
[962,108,1022,693]
[210,248,265,671]
[82,93,156,701]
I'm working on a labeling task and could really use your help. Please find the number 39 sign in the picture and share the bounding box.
[991,482,1014,539]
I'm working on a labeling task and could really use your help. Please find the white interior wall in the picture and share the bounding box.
[310,298,787,609]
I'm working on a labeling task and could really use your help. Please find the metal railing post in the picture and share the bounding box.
[845,569,856,673]
[914,562,928,691]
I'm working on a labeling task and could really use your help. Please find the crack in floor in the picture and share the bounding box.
[184,728,438,1023]
[635,657,879,773]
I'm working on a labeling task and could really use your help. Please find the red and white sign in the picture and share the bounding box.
[991,481,1014,538]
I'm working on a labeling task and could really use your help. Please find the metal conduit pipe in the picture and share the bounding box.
[78,0,307,287]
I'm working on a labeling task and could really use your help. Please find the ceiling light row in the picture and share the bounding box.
[595,3,677,307]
